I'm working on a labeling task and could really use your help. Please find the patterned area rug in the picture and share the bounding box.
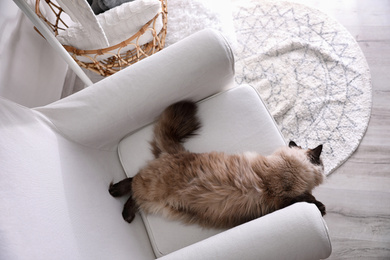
[165,0,372,175]
[233,0,372,175]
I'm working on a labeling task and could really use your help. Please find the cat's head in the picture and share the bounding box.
[285,141,325,187]
[288,141,323,167]
[268,140,325,195]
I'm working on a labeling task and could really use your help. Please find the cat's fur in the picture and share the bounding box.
[109,100,326,229]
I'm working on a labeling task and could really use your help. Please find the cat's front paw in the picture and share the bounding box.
[314,200,326,216]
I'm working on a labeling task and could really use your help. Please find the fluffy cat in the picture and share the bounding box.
[109,100,326,229]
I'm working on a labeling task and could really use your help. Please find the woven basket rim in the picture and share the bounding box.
[64,12,166,55]
[34,0,168,76]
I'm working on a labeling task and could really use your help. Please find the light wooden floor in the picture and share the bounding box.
[285,0,390,259]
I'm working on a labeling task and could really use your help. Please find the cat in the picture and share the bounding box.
[109,100,326,229]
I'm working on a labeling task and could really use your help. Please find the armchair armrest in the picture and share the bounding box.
[159,203,332,260]
[34,29,235,150]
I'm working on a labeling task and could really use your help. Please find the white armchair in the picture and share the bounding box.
[0,29,331,259]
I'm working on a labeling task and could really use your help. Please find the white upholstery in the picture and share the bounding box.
[0,29,331,260]
[34,29,235,151]
[159,202,331,260]
[0,98,153,259]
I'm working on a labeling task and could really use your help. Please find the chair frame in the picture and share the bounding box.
[13,0,93,86]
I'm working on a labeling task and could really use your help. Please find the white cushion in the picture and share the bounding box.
[118,84,286,257]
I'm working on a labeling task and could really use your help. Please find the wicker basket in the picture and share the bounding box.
[35,0,168,77]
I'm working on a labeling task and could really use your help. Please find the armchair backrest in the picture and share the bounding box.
[34,29,235,151]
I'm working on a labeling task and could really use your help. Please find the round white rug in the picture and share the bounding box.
[165,0,372,176]
[233,0,372,175]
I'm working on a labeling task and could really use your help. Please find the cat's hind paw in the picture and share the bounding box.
[122,210,136,223]
[109,178,133,197]
[109,182,122,197]
[122,197,137,223]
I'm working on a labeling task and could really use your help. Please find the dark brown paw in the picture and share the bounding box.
[108,182,122,197]
[122,209,136,223]
[108,178,133,197]
[122,196,137,223]
[314,200,326,216]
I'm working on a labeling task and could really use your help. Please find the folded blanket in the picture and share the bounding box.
[56,0,109,49]
[56,0,161,53]
[88,0,137,15]
[97,0,161,46]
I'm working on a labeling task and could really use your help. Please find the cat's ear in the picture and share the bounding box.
[289,141,298,148]
[308,144,323,165]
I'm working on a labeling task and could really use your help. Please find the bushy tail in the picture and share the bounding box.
[151,100,201,158]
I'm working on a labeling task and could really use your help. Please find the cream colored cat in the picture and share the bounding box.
[109,101,326,229]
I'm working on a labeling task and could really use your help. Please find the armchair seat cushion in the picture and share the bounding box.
[118,84,286,257]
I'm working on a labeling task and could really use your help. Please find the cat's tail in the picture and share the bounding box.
[151,100,201,158]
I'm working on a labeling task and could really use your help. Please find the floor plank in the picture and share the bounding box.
[329,238,390,260]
